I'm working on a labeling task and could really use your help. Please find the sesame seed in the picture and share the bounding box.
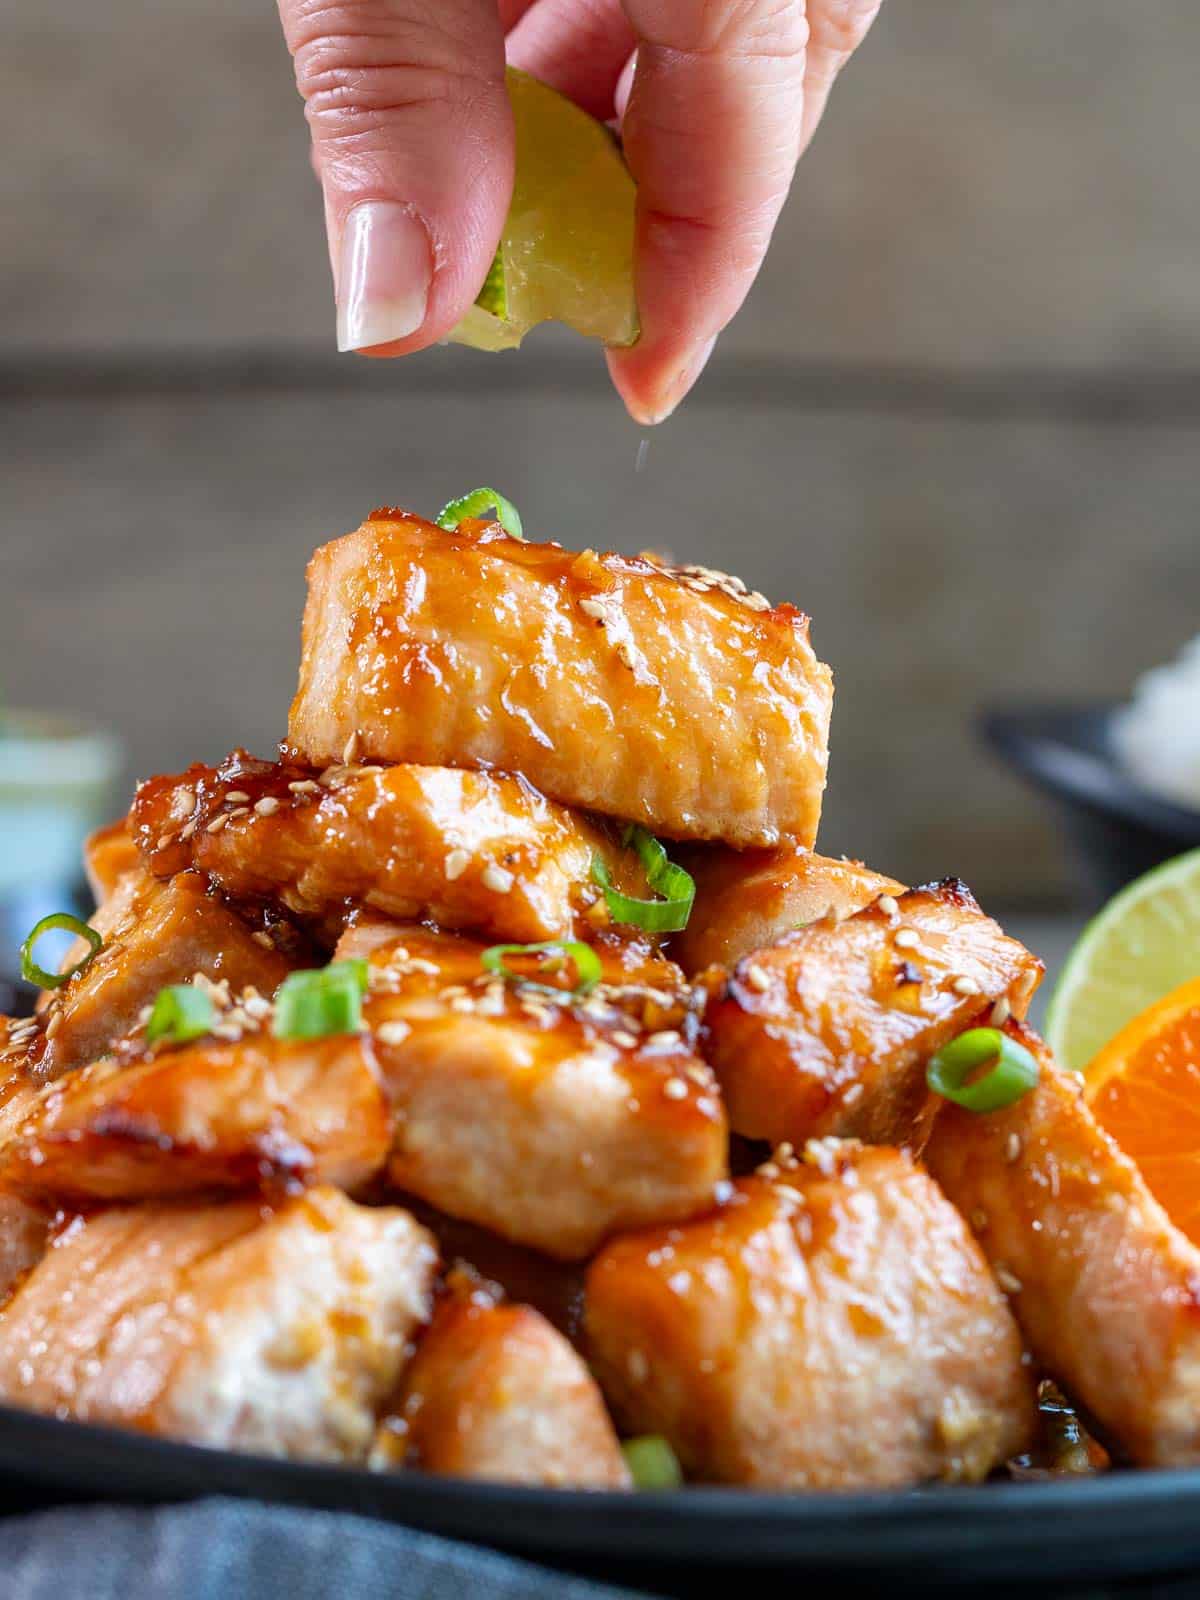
[156,832,175,852]
[611,1029,639,1049]
[663,1077,688,1100]
[180,821,198,841]
[842,1082,865,1106]
[243,995,272,1021]
[758,1162,781,1181]
[255,797,281,817]
[615,640,635,670]
[952,975,981,997]
[376,1021,411,1046]
[206,814,230,834]
[406,958,440,977]
[994,1266,1023,1296]
[168,788,195,823]
[1005,1132,1022,1163]
[991,996,1012,1027]
[627,1350,649,1384]
[579,597,608,622]
[894,928,920,950]
[777,1142,795,1160]
[744,963,771,993]
[744,591,770,611]
[224,790,250,805]
[449,995,475,1015]
[251,930,275,949]
[288,779,321,795]
[877,895,900,918]
[44,1010,62,1039]
[211,1022,242,1042]
[342,730,360,765]
[444,848,470,881]
[227,807,250,820]
[648,1029,682,1048]
[481,864,514,895]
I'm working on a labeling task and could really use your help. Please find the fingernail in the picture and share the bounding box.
[336,202,433,352]
[643,334,718,424]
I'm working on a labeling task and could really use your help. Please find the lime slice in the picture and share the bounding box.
[1045,847,1200,1073]
[449,68,638,352]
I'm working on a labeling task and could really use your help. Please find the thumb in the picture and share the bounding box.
[279,0,513,355]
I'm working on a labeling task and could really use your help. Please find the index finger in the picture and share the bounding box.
[607,0,810,423]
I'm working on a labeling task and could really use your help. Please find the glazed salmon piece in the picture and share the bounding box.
[0,1188,438,1461]
[586,1142,1034,1489]
[0,1030,391,1202]
[0,1194,51,1302]
[674,845,902,973]
[30,869,297,1080]
[926,1024,1200,1468]
[377,1278,629,1488]
[703,879,1043,1149]
[349,920,726,1260]
[133,752,651,946]
[83,818,140,906]
[284,511,833,847]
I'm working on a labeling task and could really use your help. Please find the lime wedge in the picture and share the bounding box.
[449,68,638,352]
[1045,847,1200,1073]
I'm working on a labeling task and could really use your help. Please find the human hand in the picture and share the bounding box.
[277,0,882,423]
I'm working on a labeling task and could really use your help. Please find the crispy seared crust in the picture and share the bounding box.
[133,751,649,946]
[674,845,902,973]
[0,1034,392,1202]
[0,1189,438,1461]
[586,1142,1033,1488]
[702,879,1043,1149]
[285,512,833,847]
[926,1024,1200,1468]
[382,1284,630,1488]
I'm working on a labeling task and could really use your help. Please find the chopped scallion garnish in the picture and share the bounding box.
[622,1435,683,1491]
[591,826,695,934]
[146,984,217,1047]
[272,959,369,1041]
[435,488,524,540]
[926,1026,1039,1113]
[19,913,103,990]
[481,940,602,999]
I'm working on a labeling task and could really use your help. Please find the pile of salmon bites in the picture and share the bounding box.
[5,506,1200,1489]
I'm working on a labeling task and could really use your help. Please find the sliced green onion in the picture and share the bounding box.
[273,959,369,1041]
[927,1026,1039,1113]
[146,985,217,1047]
[19,913,103,990]
[591,826,695,934]
[435,488,524,540]
[622,1436,683,1491]
[481,940,602,999]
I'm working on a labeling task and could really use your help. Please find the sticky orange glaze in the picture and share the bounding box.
[133,751,651,946]
[386,1282,629,1488]
[284,512,833,847]
[702,878,1043,1150]
[586,1141,1033,1488]
[674,844,902,973]
[927,1023,1200,1468]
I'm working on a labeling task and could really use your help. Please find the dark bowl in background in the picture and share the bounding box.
[981,703,1200,910]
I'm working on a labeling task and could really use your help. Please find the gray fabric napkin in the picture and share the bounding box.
[0,1497,653,1600]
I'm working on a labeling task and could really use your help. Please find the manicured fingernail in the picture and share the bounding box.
[644,334,718,424]
[336,202,433,352]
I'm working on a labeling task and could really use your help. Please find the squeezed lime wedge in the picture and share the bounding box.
[450,68,638,352]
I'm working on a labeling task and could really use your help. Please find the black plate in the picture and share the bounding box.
[3,1404,1200,1592]
[981,703,1200,908]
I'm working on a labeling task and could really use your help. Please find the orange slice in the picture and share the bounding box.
[1086,974,1200,1246]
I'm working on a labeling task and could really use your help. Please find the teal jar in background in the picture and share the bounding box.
[0,713,122,1004]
